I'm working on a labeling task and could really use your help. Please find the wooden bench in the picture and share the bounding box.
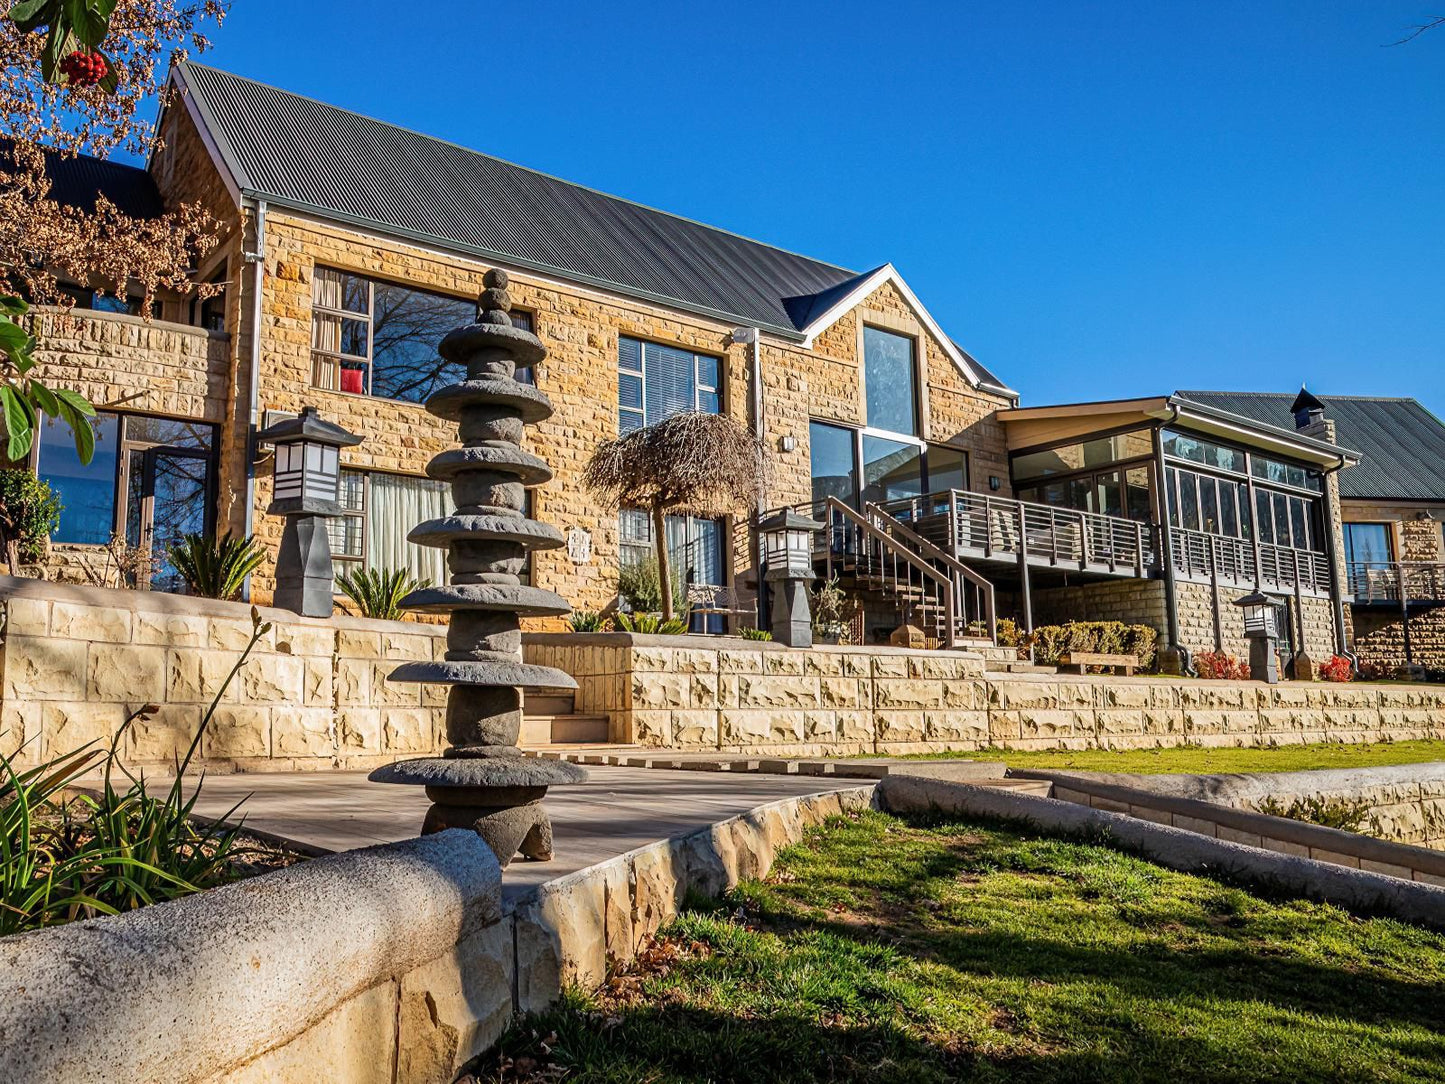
[1060,651,1139,676]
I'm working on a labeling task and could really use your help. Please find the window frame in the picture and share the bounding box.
[860,323,921,439]
[808,418,969,509]
[616,336,723,432]
[330,468,369,567]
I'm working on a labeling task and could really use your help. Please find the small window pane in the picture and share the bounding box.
[619,410,643,435]
[340,318,369,358]
[341,275,369,314]
[1200,477,1219,533]
[697,354,719,388]
[810,421,857,508]
[1273,492,1290,546]
[619,336,643,374]
[38,412,119,545]
[124,416,213,451]
[619,372,642,411]
[862,435,923,505]
[1179,474,1199,530]
[1127,467,1152,522]
[863,327,918,436]
[1256,490,1273,544]
[927,444,967,492]
[338,469,365,513]
[697,389,720,414]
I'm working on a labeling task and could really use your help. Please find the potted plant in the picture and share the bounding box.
[811,574,852,645]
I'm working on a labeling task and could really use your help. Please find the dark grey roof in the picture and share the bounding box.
[1177,390,1445,502]
[2,141,163,218]
[172,68,840,328]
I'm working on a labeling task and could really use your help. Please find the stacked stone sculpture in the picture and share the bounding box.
[369,269,585,865]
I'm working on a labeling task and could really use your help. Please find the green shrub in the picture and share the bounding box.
[568,609,608,632]
[615,610,687,635]
[0,468,61,568]
[1255,794,1372,833]
[336,566,431,621]
[995,618,1024,647]
[616,557,685,615]
[737,626,773,641]
[1,608,273,935]
[1025,621,1158,670]
[167,533,265,601]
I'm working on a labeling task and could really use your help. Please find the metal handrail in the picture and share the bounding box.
[1170,527,1330,594]
[864,501,996,642]
[820,496,961,648]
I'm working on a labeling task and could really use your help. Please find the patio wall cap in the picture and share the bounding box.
[0,829,502,1082]
[521,630,985,658]
[0,574,446,637]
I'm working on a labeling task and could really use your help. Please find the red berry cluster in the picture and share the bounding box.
[58,50,107,88]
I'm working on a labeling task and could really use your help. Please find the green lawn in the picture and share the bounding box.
[489,811,1445,1083]
[905,739,1445,775]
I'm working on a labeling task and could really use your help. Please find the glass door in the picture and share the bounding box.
[125,448,211,591]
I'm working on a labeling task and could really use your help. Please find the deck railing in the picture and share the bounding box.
[1347,561,1445,605]
[1169,528,1331,595]
[878,490,1155,575]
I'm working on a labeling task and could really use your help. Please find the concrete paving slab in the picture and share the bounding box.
[159,766,864,900]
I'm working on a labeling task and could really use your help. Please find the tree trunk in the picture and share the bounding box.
[652,502,674,623]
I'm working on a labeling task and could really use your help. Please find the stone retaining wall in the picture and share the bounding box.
[525,632,1445,756]
[0,577,448,770]
[0,785,873,1084]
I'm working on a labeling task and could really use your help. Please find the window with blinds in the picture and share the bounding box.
[618,336,720,433]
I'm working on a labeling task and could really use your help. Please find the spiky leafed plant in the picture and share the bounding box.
[166,533,264,601]
[584,411,770,623]
[336,566,431,621]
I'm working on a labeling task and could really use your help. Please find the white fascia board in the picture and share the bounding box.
[797,263,1014,396]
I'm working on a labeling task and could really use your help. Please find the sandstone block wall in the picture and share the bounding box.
[525,632,1445,757]
[0,578,447,771]
[1032,579,1169,634]
[1175,580,1336,661]
[1353,608,1445,673]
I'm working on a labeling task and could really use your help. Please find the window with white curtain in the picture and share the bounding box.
[330,469,449,585]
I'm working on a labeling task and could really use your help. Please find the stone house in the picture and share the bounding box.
[1181,389,1445,673]
[17,62,1364,669]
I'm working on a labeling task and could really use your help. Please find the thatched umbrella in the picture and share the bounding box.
[584,411,771,622]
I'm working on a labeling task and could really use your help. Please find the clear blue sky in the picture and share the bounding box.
[193,1,1444,411]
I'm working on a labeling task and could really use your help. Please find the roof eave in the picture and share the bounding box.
[1168,396,1360,467]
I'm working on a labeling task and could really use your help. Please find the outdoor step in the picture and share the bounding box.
[524,691,576,716]
[519,713,610,745]
[970,777,1054,797]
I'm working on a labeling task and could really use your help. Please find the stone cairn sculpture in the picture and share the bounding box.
[369,269,585,866]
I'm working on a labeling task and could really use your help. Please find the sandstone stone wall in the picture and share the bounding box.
[242,213,1014,618]
[1353,608,1445,673]
[1174,580,1337,662]
[0,578,446,771]
[526,632,1445,756]
[25,308,231,427]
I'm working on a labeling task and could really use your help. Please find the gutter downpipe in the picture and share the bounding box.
[1318,455,1355,666]
[1154,404,1189,675]
[734,326,768,630]
[241,198,267,600]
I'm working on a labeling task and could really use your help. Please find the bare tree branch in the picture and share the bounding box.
[1385,15,1445,46]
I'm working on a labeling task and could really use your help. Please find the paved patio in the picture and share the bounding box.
[174,765,866,897]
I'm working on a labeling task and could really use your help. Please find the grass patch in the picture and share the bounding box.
[893,739,1445,775]
[488,811,1445,1083]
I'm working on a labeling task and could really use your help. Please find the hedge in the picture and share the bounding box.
[1025,621,1158,671]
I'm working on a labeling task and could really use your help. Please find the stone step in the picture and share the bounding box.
[970,777,1054,797]
[519,713,610,745]
[524,691,576,716]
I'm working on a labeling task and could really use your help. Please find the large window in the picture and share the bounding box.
[1012,429,1154,522]
[1013,430,1153,483]
[862,327,918,436]
[809,420,967,508]
[617,337,720,433]
[312,269,535,403]
[329,468,452,585]
[1343,523,1392,567]
[35,412,215,591]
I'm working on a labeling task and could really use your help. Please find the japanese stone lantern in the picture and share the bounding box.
[369,270,585,865]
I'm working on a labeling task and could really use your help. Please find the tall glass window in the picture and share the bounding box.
[617,337,720,433]
[862,327,917,436]
[809,421,857,508]
[861,436,924,505]
[37,413,120,545]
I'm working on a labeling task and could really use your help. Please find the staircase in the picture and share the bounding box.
[818,497,997,649]
[521,691,612,747]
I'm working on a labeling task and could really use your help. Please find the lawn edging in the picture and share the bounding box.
[877,774,1445,930]
[1009,768,1445,883]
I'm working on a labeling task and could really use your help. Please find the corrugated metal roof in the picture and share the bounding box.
[1177,390,1445,502]
[3,141,164,218]
[179,64,885,334]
